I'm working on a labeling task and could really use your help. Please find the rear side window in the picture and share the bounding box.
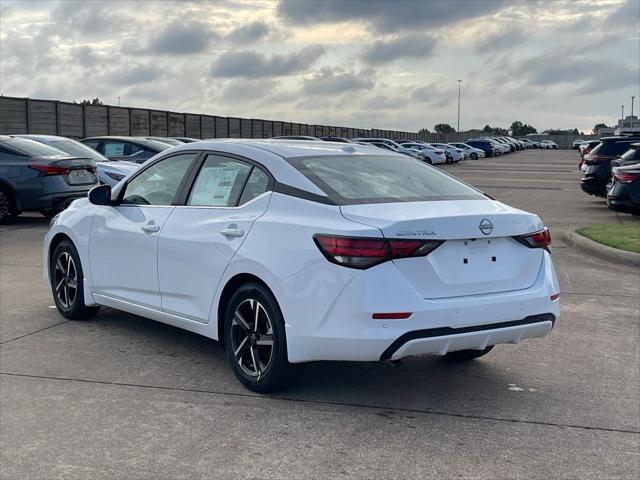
[593,140,639,156]
[187,155,252,207]
[4,138,64,156]
[287,154,485,205]
[619,147,640,162]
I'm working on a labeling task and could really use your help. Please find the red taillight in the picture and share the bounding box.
[314,234,443,269]
[613,172,639,183]
[29,164,71,176]
[515,228,551,250]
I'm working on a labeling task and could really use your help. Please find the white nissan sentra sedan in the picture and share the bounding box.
[44,140,560,392]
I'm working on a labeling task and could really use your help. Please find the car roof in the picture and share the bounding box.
[12,134,72,141]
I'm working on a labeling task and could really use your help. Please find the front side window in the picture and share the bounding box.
[287,154,485,205]
[103,141,127,157]
[122,153,196,206]
[187,156,254,207]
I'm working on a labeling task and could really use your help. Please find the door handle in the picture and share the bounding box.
[141,223,160,233]
[220,225,244,237]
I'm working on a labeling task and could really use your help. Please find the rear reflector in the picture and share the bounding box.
[514,228,551,250]
[550,293,560,301]
[372,312,412,320]
[314,234,443,269]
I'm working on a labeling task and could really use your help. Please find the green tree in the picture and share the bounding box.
[76,97,103,105]
[418,128,430,135]
[510,121,537,136]
[434,123,455,133]
[592,123,610,135]
[482,124,493,133]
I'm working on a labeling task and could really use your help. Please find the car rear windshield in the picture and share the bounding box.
[5,138,68,156]
[50,140,108,161]
[591,139,640,156]
[619,146,640,162]
[286,154,486,205]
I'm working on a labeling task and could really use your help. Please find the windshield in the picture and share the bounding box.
[51,140,108,161]
[286,154,486,205]
[5,138,68,156]
[619,147,640,162]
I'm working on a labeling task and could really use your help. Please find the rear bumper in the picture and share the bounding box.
[283,250,560,363]
[381,314,554,360]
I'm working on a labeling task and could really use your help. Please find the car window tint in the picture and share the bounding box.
[51,140,107,161]
[5,138,65,156]
[122,153,195,206]
[82,139,100,150]
[238,167,269,205]
[103,141,127,157]
[287,154,485,205]
[187,156,252,207]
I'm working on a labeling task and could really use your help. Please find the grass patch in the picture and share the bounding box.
[575,224,640,254]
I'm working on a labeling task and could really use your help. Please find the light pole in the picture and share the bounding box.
[457,80,462,133]
[631,96,635,117]
[621,105,624,119]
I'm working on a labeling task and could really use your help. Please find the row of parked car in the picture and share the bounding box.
[578,135,640,214]
[0,131,550,223]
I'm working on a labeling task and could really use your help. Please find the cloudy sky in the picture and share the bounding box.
[1,0,638,133]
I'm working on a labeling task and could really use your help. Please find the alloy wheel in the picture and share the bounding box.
[0,190,10,219]
[53,251,78,309]
[231,298,275,379]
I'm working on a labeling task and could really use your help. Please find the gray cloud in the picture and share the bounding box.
[227,21,270,44]
[210,45,326,78]
[474,27,526,54]
[410,82,458,108]
[361,94,409,110]
[362,33,437,65]
[72,46,97,67]
[147,19,217,55]
[603,0,640,29]
[51,1,134,36]
[277,0,507,33]
[302,67,376,95]
[110,64,163,86]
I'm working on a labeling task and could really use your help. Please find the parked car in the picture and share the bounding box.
[581,136,640,197]
[540,140,558,149]
[572,139,585,149]
[578,140,601,170]
[448,142,486,159]
[354,138,423,160]
[44,139,559,392]
[145,137,186,146]
[518,138,539,149]
[606,142,640,213]
[494,137,516,152]
[466,139,497,157]
[400,142,447,164]
[171,137,201,143]
[271,136,320,141]
[0,136,98,222]
[14,135,139,187]
[81,136,172,164]
[319,136,352,143]
[483,138,510,155]
[430,143,464,163]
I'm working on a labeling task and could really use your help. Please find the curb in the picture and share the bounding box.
[555,229,640,268]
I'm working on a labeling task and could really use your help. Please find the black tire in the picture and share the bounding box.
[0,185,18,224]
[223,282,303,393]
[470,152,478,160]
[50,240,100,320]
[41,209,58,219]
[444,346,494,361]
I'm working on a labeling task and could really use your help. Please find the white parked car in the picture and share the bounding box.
[572,139,585,149]
[540,140,558,149]
[15,135,139,187]
[448,142,486,159]
[44,140,560,392]
[400,142,447,165]
[430,143,465,162]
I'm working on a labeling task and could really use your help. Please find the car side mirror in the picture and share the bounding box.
[88,184,112,206]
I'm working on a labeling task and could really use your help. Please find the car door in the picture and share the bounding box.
[90,152,199,309]
[158,153,272,323]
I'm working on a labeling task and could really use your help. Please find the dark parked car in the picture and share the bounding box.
[0,136,98,222]
[607,143,640,214]
[319,136,352,143]
[81,136,171,164]
[578,140,601,170]
[580,136,640,197]
[465,139,496,157]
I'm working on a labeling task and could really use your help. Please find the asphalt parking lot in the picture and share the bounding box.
[1,150,638,479]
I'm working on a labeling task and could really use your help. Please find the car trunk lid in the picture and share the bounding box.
[340,200,545,299]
